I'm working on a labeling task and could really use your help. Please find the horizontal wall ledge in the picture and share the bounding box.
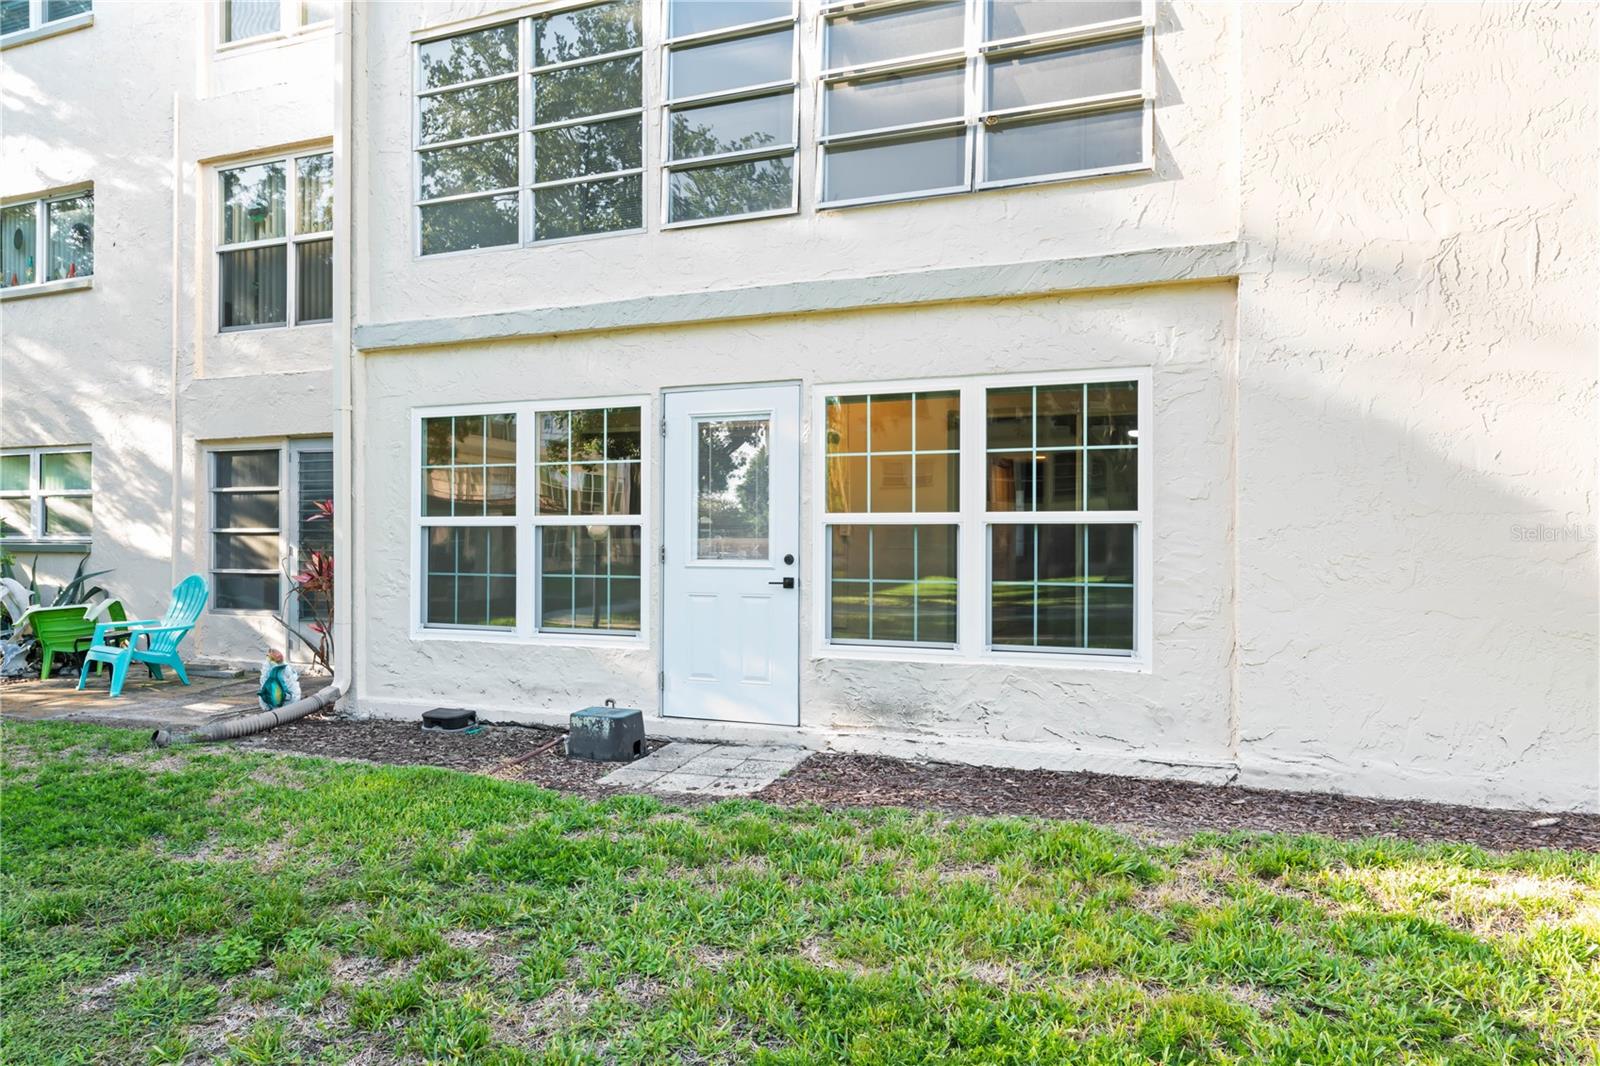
[354,241,1241,353]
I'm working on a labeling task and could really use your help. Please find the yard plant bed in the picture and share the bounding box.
[3,721,1597,1064]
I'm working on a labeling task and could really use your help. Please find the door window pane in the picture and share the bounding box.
[987,0,1141,41]
[829,525,956,645]
[420,81,519,145]
[668,154,792,223]
[985,106,1143,183]
[220,245,288,328]
[296,154,334,233]
[826,0,963,68]
[824,130,966,203]
[419,194,519,256]
[668,28,792,100]
[669,0,790,39]
[419,25,517,91]
[986,36,1143,111]
[533,0,639,66]
[1,203,36,288]
[45,194,93,281]
[295,239,333,324]
[221,162,286,244]
[224,0,279,42]
[695,417,770,560]
[669,93,791,162]
[424,526,517,628]
[824,66,964,136]
[539,526,641,632]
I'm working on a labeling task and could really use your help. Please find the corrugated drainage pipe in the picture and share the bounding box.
[151,685,342,748]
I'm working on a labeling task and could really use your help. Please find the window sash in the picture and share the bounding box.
[220,0,327,46]
[217,149,333,332]
[1,190,93,290]
[412,398,650,643]
[0,448,91,542]
[2,0,90,37]
[816,371,1150,665]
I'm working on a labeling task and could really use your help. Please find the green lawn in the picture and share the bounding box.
[2,721,1596,1065]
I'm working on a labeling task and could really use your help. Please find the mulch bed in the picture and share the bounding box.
[235,717,1598,852]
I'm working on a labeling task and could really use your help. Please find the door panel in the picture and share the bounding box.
[662,385,800,725]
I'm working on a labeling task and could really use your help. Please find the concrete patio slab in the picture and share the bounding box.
[0,671,302,731]
[601,741,809,796]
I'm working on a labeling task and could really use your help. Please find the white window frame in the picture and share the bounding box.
[217,0,331,51]
[409,396,652,647]
[207,438,331,616]
[411,1,650,260]
[660,0,800,229]
[0,186,93,298]
[814,0,1154,210]
[0,445,92,547]
[811,368,1153,671]
[0,0,92,48]
[215,146,334,333]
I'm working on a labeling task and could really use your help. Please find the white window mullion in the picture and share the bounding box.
[956,379,985,655]
[515,402,536,639]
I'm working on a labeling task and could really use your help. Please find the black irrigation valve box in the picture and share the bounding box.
[568,702,644,762]
[422,707,477,731]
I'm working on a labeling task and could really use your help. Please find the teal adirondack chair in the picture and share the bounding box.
[77,576,209,697]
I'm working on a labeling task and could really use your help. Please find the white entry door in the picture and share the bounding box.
[662,384,800,725]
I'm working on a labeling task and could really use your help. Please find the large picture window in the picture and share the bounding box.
[818,372,1148,662]
[0,447,92,544]
[414,400,647,639]
[819,0,1151,207]
[1,188,93,291]
[218,150,333,330]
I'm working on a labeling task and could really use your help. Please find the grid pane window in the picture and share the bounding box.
[425,527,517,628]
[539,526,641,632]
[4,190,93,289]
[825,391,959,514]
[986,382,1136,513]
[830,525,957,645]
[212,450,281,611]
[1,449,92,543]
[219,153,333,330]
[665,0,797,225]
[422,414,517,518]
[535,408,640,516]
[990,524,1135,651]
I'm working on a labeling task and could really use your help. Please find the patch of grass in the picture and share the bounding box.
[2,719,1596,1064]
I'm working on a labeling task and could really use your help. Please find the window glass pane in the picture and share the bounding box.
[824,130,965,203]
[300,0,334,25]
[668,154,792,223]
[221,162,286,244]
[1086,449,1137,510]
[40,451,90,491]
[825,395,868,454]
[220,245,288,328]
[43,496,90,537]
[423,526,517,628]
[539,526,641,632]
[419,137,519,200]
[533,174,642,242]
[0,498,29,538]
[420,81,519,145]
[296,154,333,233]
[826,391,957,513]
[295,239,333,324]
[215,490,279,529]
[44,0,90,17]
[668,28,792,100]
[43,194,93,281]
[216,573,280,611]
[213,531,279,570]
[533,0,639,66]
[1086,585,1135,650]
[987,0,1141,41]
[2,0,30,34]
[990,524,1135,652]
[215,450,280,489]
[419,194,519,256]
[1086,381,1137,444]
[825,66,963,137]
[0,455,28,491]
[532,55,643,126]
[985,105,1143,183]
[695,418,769,560]
[986,37,1143,111]
[1036,384,1082,447]
[419,25,517,91]
[669,93,791,162]
[420,414,517,517]
[669,0,790,39]
[224,0,279,42]
[826,0,963,68]
[1,203,36,288]
[533,116,642,183]
[829,525,956,645]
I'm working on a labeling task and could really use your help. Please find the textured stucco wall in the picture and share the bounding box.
[1230,3,1598,811]
[354,285,1238,777]
[1,4,334,660]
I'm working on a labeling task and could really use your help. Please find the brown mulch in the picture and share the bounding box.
[232,717,1597,852]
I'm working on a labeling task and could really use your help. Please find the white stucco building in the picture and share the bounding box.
[4,1,1597,813]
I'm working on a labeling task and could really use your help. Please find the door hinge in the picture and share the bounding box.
[658,670,665,691]
[660,418,668,437]
[659,544,666,563]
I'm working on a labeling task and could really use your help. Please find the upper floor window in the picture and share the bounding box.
[222,0,332,46]
[1,0,90,40]
[0,447,92,545]
[1,188,92,291]
[218,151,333,330]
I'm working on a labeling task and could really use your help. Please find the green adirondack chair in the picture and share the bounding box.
[77,576,209,697]
[23,600,128,680]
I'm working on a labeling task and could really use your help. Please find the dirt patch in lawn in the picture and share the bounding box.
[230,717,1599,852]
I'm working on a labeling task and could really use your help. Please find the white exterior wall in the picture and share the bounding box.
[346,1,1597,812]
[1,3,335,662]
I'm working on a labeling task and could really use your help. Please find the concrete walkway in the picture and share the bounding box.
[0,672,277,730]
[600,741,810,796]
